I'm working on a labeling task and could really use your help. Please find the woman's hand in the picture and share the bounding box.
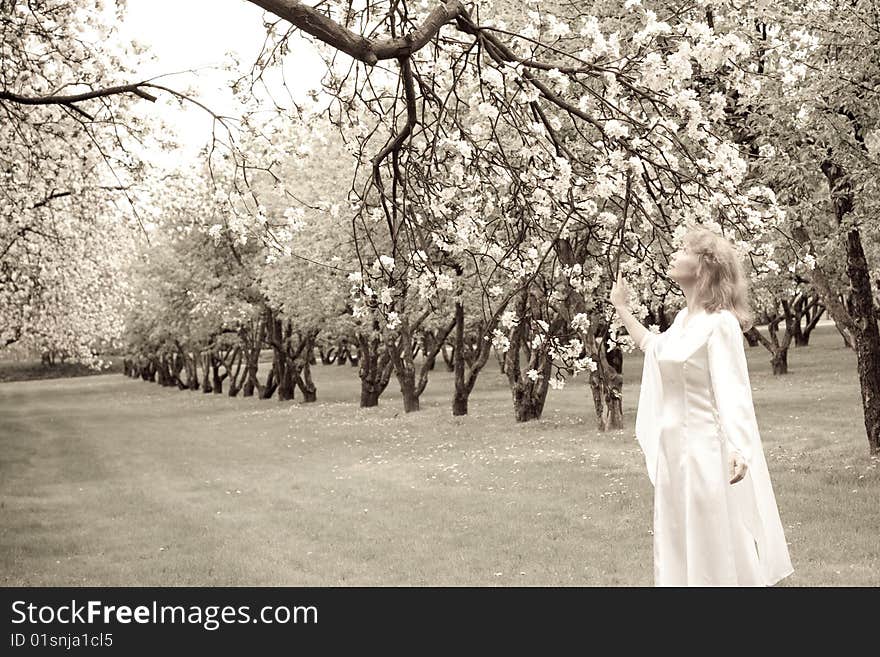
[729,451,748,484]
[610,270,630,310]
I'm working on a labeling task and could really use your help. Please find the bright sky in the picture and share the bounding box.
[120,0,329,161]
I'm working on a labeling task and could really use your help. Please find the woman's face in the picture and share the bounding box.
[668,245,700,284]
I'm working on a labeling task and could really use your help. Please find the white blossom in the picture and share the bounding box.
[604,119,630,139]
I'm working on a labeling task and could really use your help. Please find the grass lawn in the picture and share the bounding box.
[0,358,124,383]
[1,323,878,586]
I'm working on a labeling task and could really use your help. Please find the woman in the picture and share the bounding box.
[610,227,793,587]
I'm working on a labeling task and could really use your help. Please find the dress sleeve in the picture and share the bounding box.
[634,309,679,486]
[637,327,659,353]
[637,309,681,354]
[635,330,663,486]
[706,311,757,465]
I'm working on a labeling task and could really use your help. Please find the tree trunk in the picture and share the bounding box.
[319,345,336,365]
[495,346,506,374]
[242,318,266,397]
[274,336,295,402]
[441,343,455,372]
[241,351,259,397]
[171,352,187,389]
[399,368,420,412]
[183,351,199,390]
[821,158,880,454]
[771,348,788,375]
[513,396,543,422]
[361,386,380,407]
[294,334,318,403]
[357,327,392,407]
[200,352,213,393]
[604,348,624,429]
[843,228,880,453]
[210,354,224,395]
[744,330,760,347]
[336,340,349,365]
[155,356,168,386]
[792,293,824,347]
[276,361,295,401]
[222,346,244,397]
[553,237,625,432]
[588,338,624,431]
[509,368,550,421]
[746,303,793,377]
[144,358,157,383]
[387,313,457,414]
[388,320,420,413]
[450,301,496,417]
[588,368,605,429]
[834,319,856,350]
[265,315,294,401]
[452,301,468,416]
[261,366,277,399]
[452,392,468,416]
[504,288,552,422]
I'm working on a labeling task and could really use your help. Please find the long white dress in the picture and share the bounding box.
[635,306,794,587]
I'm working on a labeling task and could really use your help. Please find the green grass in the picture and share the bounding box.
[0,325,878,586]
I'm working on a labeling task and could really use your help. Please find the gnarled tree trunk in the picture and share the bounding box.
[792,292,825,347]
[357,325,393,407]
[451,301,497,417]
[242,317,266,398]
[814,158,880,453]
[504,287,552,422]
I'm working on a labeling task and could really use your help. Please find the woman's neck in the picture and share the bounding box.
[682,283,701,313]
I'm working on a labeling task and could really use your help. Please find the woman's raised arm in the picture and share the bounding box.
[610,271,653,352]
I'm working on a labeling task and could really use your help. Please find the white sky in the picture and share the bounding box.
[120,0,329,162]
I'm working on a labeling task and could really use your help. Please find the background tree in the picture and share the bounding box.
[720,0,880,452]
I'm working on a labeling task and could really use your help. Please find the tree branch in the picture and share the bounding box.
[245,0,466,64]
[371,55,417,254]
[0,83,158,106]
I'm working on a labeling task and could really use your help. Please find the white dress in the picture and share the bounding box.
[635,306,794,587]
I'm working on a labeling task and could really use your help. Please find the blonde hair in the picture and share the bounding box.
[682,226,755,332]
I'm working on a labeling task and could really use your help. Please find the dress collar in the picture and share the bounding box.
[664,307,715,360]
[681,306,704,330]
